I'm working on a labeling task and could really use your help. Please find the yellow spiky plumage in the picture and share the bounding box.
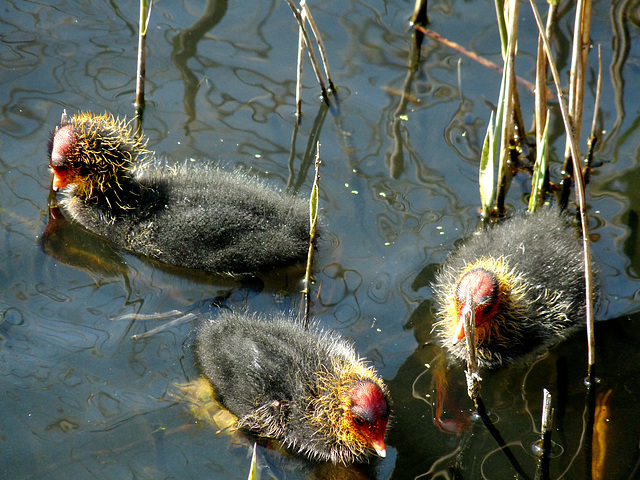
[436,256,529,349]
[195,312,391,464]
[432,210,592,369]
[50,112,150,209]
[47,111,312,274]
[307,357,386,462]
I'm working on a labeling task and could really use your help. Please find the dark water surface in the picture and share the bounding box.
[2,0,640,478]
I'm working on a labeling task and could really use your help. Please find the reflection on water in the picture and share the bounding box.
[2,0,640,479]
[171,0,228,129]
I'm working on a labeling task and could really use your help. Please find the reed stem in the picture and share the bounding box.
[300,0,335,92]
[283,0,330,104]
[495,0,519,215]
[586,45,603,179]
[135,0,152,111]
[295,6,306,120]
[410,0,429,26]
[534,389,553,480]
[301,146,321,329]
[529,0,596,368]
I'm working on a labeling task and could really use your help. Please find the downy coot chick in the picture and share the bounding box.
[433,208,594,369]
[48,111,310,274]
[195,311,391,464]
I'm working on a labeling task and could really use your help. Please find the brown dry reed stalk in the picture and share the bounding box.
[414,27,539,96]
[283,0,330,107]
[529,0,596,370]
[563,0,593,166]
[495,0,520,215]
[534,1,558,146]
[530,1,558,213]
[300,0,335,92]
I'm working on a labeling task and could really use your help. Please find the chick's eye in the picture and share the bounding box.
[353,416,366,426]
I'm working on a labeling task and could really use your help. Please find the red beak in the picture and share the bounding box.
[51,169,69,190]
[370,435,386,458]
[454,317,466,342]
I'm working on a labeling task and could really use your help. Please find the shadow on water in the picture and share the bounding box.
[387,312,640,480]
[172,0,229,133]
[41,204,306,294]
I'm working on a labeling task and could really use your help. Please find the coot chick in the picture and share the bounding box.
[433,209,593,369]
[48,111,310,274]
[195,311,391,464]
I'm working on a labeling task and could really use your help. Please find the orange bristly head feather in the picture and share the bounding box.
[439,256,528,348]
[49,112,149,203]
[308,358,390,463]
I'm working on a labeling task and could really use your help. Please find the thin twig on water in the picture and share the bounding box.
[413,26,540,96]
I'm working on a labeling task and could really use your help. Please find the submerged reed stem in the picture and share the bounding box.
[534,389,553,480]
